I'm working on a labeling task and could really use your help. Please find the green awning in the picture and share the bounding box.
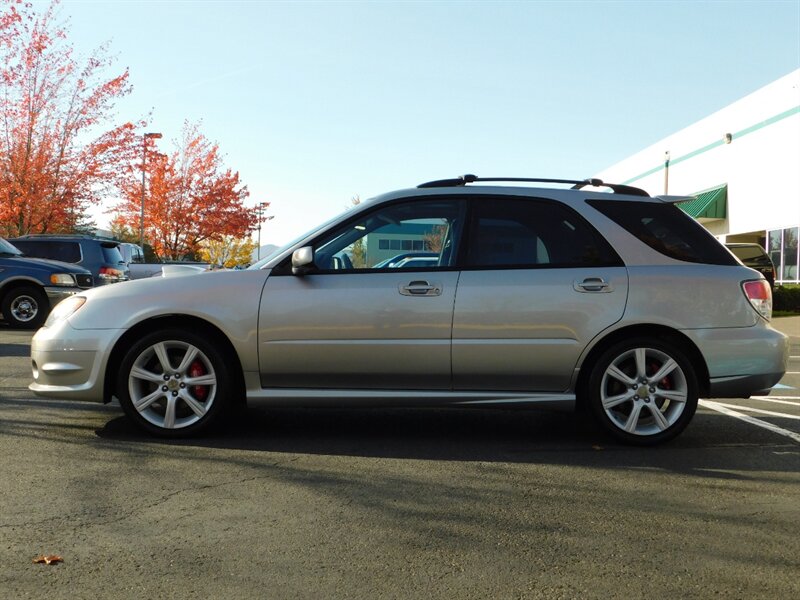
[677,184,727,220]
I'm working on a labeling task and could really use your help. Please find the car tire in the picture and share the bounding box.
[116,329,234,437]
[1,285,48,329]
[587,337,698,446]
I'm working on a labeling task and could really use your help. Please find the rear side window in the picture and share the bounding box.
[13,240,82,263]
[465,198,622,269]
[588,200,738,265]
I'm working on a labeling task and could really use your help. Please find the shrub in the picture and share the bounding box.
[774,285,800,313]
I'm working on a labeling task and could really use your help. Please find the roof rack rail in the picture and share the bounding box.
[417,174,650,197]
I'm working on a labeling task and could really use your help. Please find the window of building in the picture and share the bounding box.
[770,227,800,283]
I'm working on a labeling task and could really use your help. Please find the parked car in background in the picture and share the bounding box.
[10,235,129,285]
[118,242,211,279]
[0,237,93,328]
[30,175,788,445]
[373,252,438,268]
[725,243,776,289]
[390,256,439,269]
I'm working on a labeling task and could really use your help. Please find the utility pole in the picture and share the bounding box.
[140,132,163,249]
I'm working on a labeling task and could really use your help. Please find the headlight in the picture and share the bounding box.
[44,296,86,327]
[50,273,77,286]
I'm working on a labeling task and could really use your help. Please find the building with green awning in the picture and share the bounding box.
[594,69,799,285]
[677,185,727,222]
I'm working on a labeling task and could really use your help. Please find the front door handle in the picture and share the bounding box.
[574,277,613,293]
[399,280,442,296]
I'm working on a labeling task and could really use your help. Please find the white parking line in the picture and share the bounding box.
[751,396,800,406]
[708,401,800,420]
[700,400,800,443]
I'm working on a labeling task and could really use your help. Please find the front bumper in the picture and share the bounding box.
[44,286,82,304]
[683,323,789,398]
[29,321,123,403]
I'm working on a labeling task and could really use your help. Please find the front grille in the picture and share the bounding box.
[76,274,94,288]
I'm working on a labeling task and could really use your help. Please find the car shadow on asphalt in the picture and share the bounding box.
[0,342,31,357]
[95,404,800,471]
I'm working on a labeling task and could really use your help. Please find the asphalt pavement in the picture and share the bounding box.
[0,320,798,599]
[774,314,800,347]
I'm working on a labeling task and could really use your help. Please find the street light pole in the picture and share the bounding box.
[256,201,271,260]
[140,132,163,250]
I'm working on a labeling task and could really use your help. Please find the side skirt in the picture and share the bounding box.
[244,386,576,411]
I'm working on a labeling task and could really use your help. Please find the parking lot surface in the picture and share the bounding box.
[1,321,799,599]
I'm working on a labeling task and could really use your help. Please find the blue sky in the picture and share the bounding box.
[50,0,800,245]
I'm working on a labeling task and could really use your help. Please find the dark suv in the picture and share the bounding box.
[10,235,130,285]
[0,237,93,328]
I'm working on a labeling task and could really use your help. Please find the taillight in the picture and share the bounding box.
[742,280,772,320]
[98,267,123,281]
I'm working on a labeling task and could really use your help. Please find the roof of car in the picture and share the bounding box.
[11,234,120,245]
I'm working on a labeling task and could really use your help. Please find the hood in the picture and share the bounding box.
[160,264,210,277]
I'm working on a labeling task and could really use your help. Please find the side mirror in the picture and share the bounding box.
[291,246,314,276]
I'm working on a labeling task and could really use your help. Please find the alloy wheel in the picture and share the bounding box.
[127,340,217,430]
[599,347,689,437]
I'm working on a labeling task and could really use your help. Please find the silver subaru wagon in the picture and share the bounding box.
[30,176,789,445]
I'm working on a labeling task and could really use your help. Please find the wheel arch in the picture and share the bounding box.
[103,315,246,405]
[0,278,48,301]
[575,324,710,410]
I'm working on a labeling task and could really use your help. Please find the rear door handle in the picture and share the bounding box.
[399,280,442,296]
[574,277,613,293]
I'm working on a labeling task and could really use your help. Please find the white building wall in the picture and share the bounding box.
[595,69,800,240]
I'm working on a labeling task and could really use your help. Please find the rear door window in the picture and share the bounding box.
[464,197,622,269]
[588,200,738,265]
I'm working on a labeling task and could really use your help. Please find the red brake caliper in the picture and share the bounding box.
[189,360,208,401]
[648,360,672,390]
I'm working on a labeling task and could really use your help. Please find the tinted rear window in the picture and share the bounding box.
[12,240,82,263]
[728,245,771,264]
[466,198,622,268]
[100,243,124,263]
[588,200,738,265]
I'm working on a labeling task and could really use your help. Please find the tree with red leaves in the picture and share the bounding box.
[0,0,138,236]
[114,121,262,261]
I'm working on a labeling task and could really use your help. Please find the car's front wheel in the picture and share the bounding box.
[2,286,48,329]
[587,338,698,445]
[117,329,233,437]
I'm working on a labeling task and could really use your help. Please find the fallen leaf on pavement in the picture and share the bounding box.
[32,555,63,565]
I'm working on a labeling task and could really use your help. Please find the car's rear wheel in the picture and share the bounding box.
[587,338,698,445]
[117,329,233,437]
[2,286,48,329]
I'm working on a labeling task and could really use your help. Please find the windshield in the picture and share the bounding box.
[0,238,22,256]
[247,210,349,270]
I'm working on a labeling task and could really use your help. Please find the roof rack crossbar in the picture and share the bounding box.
[570,180,650,197]
[417,175,650,197]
